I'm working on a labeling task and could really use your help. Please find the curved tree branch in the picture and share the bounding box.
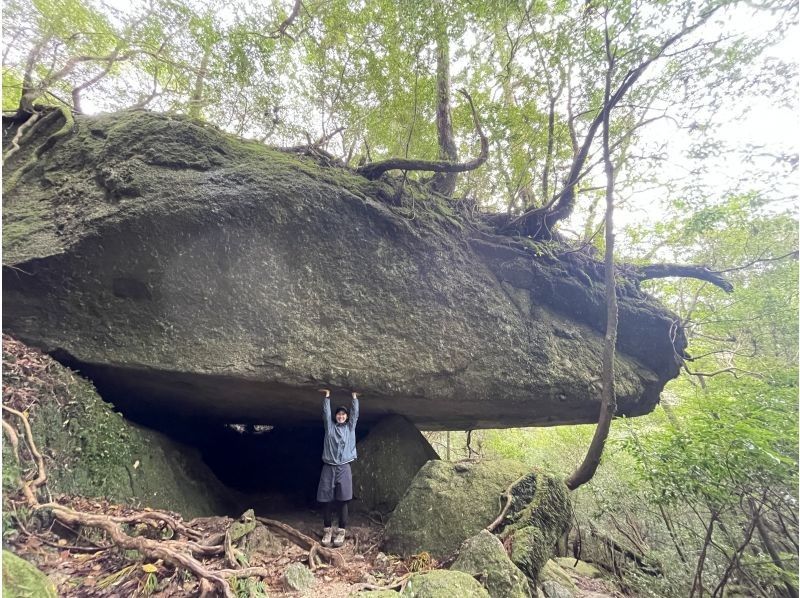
[356,89,488,180]
[635,264,734,293]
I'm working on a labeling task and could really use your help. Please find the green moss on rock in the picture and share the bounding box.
[552,558,604,579]
[3,337,231,518]
[451,530,532,598]
[383,459,529,559]
[283,562,315,591]
[538,560,577,590]
[2,550,57,598]
[400,570,490,598]
[501,472,571,582]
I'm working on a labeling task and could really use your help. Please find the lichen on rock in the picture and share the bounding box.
[283,562,315,591]
[2,550,57,598]
[500,472,572,582]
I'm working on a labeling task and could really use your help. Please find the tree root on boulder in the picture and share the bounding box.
[486,474,528,533]
[1,404,341,597]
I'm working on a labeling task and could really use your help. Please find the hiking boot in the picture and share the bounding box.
[333,527,346,547]
[321,527,333,547]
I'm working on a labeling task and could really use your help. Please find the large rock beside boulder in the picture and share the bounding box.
[2,336,232,518]
[2,110,686,430]
[384,459,530,558]
[351,415,439,514]
[451,530,532,598]
[400,570,490,597]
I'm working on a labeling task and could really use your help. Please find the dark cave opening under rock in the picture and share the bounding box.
[51,349,370,516]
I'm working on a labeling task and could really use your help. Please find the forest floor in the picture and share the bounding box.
[5,495,624,597]
[7,496,622,598]
[6,496,394,597]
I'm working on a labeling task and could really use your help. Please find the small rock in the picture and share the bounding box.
[400,569,490,597]
[374,551,392,573]
[283,562,315,591]
[541,580,575,598]
[553,557,604,579]
[538,560,576,590]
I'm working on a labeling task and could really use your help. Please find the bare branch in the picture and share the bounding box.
[356,89,488,180]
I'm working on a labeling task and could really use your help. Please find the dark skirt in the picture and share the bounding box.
[316,462,353,502]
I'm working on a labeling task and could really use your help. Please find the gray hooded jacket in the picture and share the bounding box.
[321,396,359,465]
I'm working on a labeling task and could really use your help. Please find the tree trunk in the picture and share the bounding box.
[712,504,760,597]
[188,47,212,120]
[430,7,458,196]
[690,510,719,598]
[565,27,618,492]
[756,511,798,598]
[18,36,51,116]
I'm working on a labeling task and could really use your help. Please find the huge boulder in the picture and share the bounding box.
[383,459,528,558]
[2,110,686,429]
[351,415,439,514]
[2,336,232,518]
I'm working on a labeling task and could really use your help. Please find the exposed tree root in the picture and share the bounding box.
[4,106,75,195]
[2,110,41,165]
[486,474,528,533]
[634,263,734,293]
[352,572,413,592]
[356,89,488,180]
[256,516,345,568]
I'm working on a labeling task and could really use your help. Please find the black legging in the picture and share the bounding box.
[322,500,349,529]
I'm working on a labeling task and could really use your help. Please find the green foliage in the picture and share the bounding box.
[3,0,791,224]
[620,378,798,507]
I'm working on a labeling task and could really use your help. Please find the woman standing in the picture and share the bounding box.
[317,389,359,547]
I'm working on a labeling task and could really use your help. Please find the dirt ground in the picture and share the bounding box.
[4,496,422,597]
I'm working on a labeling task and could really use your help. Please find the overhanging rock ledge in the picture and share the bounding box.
[2,110,686,430]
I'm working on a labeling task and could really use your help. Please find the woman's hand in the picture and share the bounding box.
[319,389,331,398]
[351,391,359,399]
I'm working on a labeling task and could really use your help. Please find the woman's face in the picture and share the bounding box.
[335,411,348,424]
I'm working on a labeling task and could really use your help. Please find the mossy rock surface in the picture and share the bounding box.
[383,459,529,559]
[538,560,577,590]
[2,550,57,598]
[500,471,571,582]
[351,591,398,598]
[553,558,604,579]
[3,337,231,518]
[352,415,439,514]
[400,570,490,598]
[451,529,531,598]
[283,562,315,591]
[540,580,575,598]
